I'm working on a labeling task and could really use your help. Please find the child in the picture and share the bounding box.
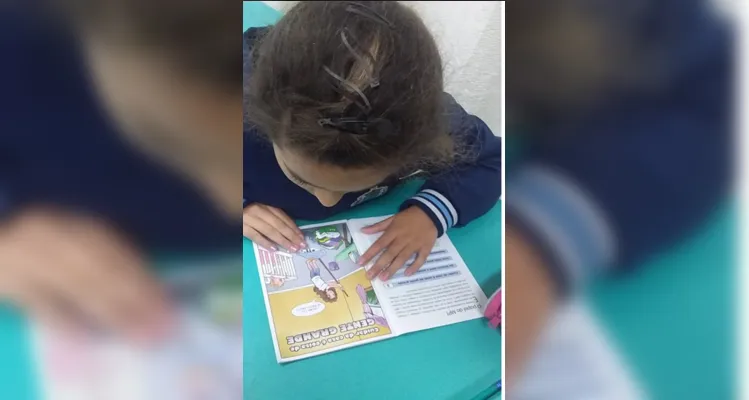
[504,0,731,390]
[0,1,239,337]
[243,1,502,282]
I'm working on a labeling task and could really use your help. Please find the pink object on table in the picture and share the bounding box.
[485,288,501,328]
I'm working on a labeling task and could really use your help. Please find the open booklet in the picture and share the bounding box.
[33,261,242,400]
[252,215,489,363]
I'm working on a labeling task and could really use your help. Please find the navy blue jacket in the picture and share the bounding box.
[243,28,503,237]
[506,0,732,293]
[0,7,237,252]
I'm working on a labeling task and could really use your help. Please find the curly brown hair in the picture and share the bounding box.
[313,286,339,303]
[245,1,455,172]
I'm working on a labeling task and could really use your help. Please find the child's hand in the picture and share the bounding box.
[243,203,306,251]
[359,207,438,281]
[0,209,170,340]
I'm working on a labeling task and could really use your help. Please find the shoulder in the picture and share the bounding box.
[244,126,271,151]
[243,126,277,174]
[442,92,500,145]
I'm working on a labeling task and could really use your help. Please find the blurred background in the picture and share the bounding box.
[505,0,736,399]
[0,1,241,399]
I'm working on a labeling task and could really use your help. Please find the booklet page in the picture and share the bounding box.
[347,216,488,334]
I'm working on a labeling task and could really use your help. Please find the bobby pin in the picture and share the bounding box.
[323,65,373,114]
[344,2,395,29]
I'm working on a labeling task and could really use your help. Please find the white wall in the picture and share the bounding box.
[261,1,504,136]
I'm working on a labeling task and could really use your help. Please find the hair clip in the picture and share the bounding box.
[343,2,395,29]
[340,29,379,88]
[318,117,394,137]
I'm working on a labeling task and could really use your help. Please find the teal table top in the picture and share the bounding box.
[0,308,37,399]
[588,206,733,399]
[244,181,503,400]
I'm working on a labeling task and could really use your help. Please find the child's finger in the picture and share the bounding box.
[360,217,393,234]
[58,236,168,340]
[0,274,57,326]
[244,226,277,251]
[79,227,171,324]
[0,237,81,332]
[247,216,289,249]
[382,250,416,281]
[266,206,304,239]
[359,233,394,270]
[371,242,408,281]
[12,282,80,336]
[60,260,161,341]
[252,217,299,252]
[243,222,255,240]
[255,212,304,250]
[404,250,430,276]
[104,272,173,339]
[69,287,137,339]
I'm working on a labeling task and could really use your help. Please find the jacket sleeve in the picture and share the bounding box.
[400,94,503,236]
[506,88,730,296]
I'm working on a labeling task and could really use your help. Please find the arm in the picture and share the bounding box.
[505,224,554,388]
[400,94,503,236]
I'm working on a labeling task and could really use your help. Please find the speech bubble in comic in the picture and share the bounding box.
[291,301,326,317]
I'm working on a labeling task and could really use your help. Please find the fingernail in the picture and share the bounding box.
[299,243,306,248]
[290,246,298,252]
[270,246,278,251]
[380,273,389,281]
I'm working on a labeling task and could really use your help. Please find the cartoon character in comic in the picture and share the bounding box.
[314,226,344,250]
[356,284,389,329]
[306,259,343,303]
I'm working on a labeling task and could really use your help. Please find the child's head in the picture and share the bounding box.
[246,1,453,207]
[57,0,240,214]
[314,286,339,303]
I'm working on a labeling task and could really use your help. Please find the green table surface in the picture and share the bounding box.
[587,206,733,399]
[0,308,37,399]
[244,181,503,400]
